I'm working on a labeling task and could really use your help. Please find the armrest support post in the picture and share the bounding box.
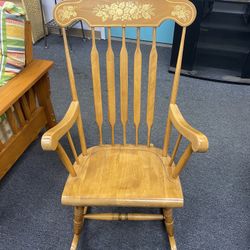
[56,143,77,177]
[169,134,182,166]
[172,143,193,178]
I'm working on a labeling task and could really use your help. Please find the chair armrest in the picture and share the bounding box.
[0,59,53,115]
[41,101,80,151]
[169,104,209,153]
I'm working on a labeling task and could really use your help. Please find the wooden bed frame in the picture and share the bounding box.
[0,21,55,179]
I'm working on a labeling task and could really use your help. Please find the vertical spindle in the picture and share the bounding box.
[146,27,158,146]
[134,28,142,146]
[106,27,116,145]
[120,27,128,145]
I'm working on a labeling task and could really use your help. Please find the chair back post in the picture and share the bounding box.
[62,28,88,155]
[162,27,186,157]
[169,27,187,105]
[62,28,79,101]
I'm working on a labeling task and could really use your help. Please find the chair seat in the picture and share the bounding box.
[62,145,184,208]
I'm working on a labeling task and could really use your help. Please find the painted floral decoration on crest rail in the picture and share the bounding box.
[93,1,155,21]
[58,5,77,21]
[171,5,191,22]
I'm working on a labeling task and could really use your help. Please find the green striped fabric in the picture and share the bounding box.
[0,1,25,134]
[0,1,26,86]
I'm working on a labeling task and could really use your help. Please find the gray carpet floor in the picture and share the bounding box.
[0,34,250,250]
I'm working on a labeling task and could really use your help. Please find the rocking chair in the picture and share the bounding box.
[41,0,209,249]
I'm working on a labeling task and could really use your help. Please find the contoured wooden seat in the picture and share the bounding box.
[41,0,209,249]
[62,145,183,208]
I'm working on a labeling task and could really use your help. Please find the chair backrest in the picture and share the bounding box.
[54,0,196,155]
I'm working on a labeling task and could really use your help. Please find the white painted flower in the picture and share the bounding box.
[58,5,77,21]
[171,5,191,21]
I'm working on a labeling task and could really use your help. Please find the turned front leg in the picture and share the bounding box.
[73,207,84,235]
[163,208,174,236]
[71,207,87,250]
[163,208,177,250]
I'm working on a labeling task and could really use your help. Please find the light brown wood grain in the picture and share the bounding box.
[0,60,53,115]
[0,141,4,152]
[120,27,128,145]
[20,95,31,120]
[0,21,55,180]
[163,119,172,157]
[163,28,186,157]
[56,143,77,177]
[42,101,79,151]
[43,2,209,249]
[73,207,84,235]
[71,234,80,250]
[71,206,86,250]
[67,131,80,165]
[14,101,26,127]
[25,21,33,65]
[62,30,88,154]
[146,28,158,146]
[106,28,116,145]
[62,28,88,155]
[0,108,47,179]
[172,143,193,178]
[169,133,182,166]
[133,28,142,146]
[62,28,79,101]
[6,108,19,134]
[170,27,186,105]
[62,145,183,208]
[54,0,197,28]
[84,213,164,221]
[76,113,87,156]
[163,208,177,250]
[34,74,57,128]
[27,88,36,113]
[169,104,209,152]
[91,28,103,145]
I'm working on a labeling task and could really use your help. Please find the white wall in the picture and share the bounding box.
[41,0,105,38]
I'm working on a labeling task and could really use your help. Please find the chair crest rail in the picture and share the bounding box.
[54,0,196,28]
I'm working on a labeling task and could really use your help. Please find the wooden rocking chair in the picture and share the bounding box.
[41,0,209,249]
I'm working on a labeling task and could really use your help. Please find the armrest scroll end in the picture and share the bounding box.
[41,101,80,151]
[192,134,209,153]
[169,104,209,153]
[41,134,58,151]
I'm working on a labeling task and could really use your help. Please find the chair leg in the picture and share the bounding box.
[163,208,177,250]
[70,206,87,250]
